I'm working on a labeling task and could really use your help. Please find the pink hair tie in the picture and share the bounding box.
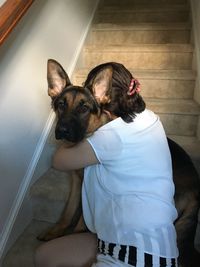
[128,78,141,95]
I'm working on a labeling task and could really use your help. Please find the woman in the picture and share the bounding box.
[35,62,178,267]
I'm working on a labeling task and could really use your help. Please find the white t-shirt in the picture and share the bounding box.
[82,109,178,258]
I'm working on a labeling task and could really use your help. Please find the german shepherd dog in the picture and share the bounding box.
[38,59,200,267]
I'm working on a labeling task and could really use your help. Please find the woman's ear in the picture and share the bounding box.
[92,67,113,104]
[47,59,72,98]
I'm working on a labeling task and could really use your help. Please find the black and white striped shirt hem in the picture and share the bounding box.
[97,239,177,267]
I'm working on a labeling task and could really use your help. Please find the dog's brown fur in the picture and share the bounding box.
[38,59,200,267]
[37,60,110,242]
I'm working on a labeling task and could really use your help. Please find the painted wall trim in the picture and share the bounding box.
[0,0,99,261]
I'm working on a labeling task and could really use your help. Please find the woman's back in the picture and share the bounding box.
[83,109,178,258]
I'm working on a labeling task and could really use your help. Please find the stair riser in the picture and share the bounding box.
[96,11,188,23]
[158,114,198,136]
[89,30,190,45]
[73,76,194,99]
[141,80,194,99]
[84,51,192,70]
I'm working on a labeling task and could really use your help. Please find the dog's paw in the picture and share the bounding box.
[37,224,69,241]
[37,231,61,242]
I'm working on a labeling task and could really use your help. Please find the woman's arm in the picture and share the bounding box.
[52,140,99,171]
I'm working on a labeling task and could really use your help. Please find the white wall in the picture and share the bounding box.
[0,0,98,260]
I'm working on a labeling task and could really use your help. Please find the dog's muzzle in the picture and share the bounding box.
[55,117,86,143]
[55,124,72,140]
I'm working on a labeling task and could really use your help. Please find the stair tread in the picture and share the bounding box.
[85,44,193,52]
[2,220,52,267]
[99,4,188,13]
[93,22,191,30]
[74,69,196,80]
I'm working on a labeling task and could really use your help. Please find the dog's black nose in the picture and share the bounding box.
[55,126,71,140]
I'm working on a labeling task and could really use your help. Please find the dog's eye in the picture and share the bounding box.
[58,100,65,111]
[77,104,89,113]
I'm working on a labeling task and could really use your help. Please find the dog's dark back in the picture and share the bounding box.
[168,138,200,193]
[167,138,200,266]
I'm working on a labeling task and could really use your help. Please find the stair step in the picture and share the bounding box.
[102,0,188,7]
[101,3,188,11]
[30,168,71,223]
[94,22,191,31]
[146,99,200,136]
[83,44,193,70]
[89,23,191,45]
[147,98,200,115]
[96,4,189,23]
[73,69,195,99]
[2,220,51,267]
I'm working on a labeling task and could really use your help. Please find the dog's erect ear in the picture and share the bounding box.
[47,59,72,98]
[92,67,113,104]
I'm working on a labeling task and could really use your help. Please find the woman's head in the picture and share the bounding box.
[84,62,146,123]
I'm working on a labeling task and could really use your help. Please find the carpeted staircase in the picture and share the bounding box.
[2,0,200,266]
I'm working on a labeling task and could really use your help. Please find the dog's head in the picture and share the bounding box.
[47,59,109,144]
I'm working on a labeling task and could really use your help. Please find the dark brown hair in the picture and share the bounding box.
[84,62,146,123]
